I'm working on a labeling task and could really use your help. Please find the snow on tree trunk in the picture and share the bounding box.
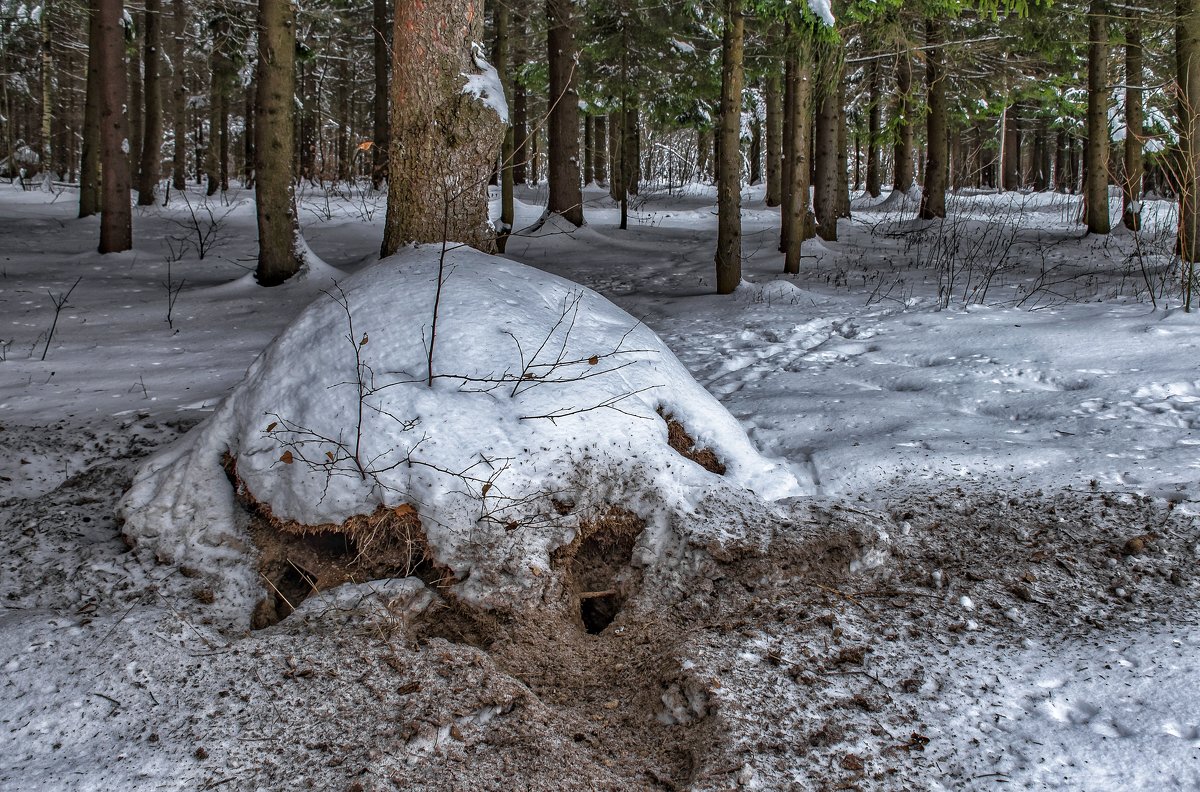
[381,0,505,255]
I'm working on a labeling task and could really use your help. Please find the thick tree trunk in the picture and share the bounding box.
[546,0,583,226]
[137,0,162,205]
[784,35,813,273]
[79,0,101,218]
[371,0,389,188]
[1178,0,1200,268]
[1122,18,1143,229]
[813,41,840,241]
[170,0,187,190]
[254,0,302,285]
[381,0,504,254]
[919,17,947,219]
[97,0,132,253]
[714,0,744,294]
[765,67,782,206]
[893,49,914,192]
[129,35,143,179]
[866,58,882,198]
[1086,0,1111,234]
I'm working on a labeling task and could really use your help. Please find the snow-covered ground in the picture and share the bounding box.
[1,180,1197,790]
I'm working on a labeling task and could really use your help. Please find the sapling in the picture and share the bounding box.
[40,276,81,361]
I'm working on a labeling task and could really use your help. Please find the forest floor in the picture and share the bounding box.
[1,181,1198,791]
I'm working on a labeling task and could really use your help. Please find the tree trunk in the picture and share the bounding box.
[371,0,389,188]
[1086,0,1111,234]
[866,57,882,197]
[714,0,744,294]
[137,0,162,205]
[813,40,840,241]
[1055,128,1068,192]
[244,82,255,187]
[381,0,504,255]
[919,17,947,219]
[625,106,640,195]
[780,52,794,251]
[546,0,583,226]
[593,115,607,185]
[583,112,593,184]
[749,97,762,185]
[836,76,850,218]
[1002,106,1021,190]
[1178,0,1200,269]
[511,7,528,185]
[893,49,914,192]
[39,6,52,185]
[1122,17,1143,229]
[129,32,143,180]
[97,0,132,253]
[610,114,624,200]
[170,0,187,190]
[254,0,302,285]
[784,35,813,273]
[79,0,102,218]
[765,66,782,206]
[494,0,514,252]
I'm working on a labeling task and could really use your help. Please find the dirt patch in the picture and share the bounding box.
[222,452,453,628]
[658,409,726,475]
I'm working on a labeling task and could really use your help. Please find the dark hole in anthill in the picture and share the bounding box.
[558,508,644,635]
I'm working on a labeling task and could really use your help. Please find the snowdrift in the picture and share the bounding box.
[119,245,803,625]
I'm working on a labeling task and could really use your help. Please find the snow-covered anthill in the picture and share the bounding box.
[119,245,803,625]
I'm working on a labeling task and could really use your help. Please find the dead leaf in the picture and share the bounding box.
[266,422,278,432]
[279,451,294,464]
[588,355,599,365]
[325,451,335,461]
[359,334,368,346]
[393,504,417,518]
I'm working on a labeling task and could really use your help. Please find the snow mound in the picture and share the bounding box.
[120,245,803,623]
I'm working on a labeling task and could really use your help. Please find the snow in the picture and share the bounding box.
[464,42,509,124]
[1,181,1199,790]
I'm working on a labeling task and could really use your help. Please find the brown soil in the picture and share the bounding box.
[658,409,726,475]
[221,452,453,628]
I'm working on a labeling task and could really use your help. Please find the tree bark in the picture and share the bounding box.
[137,0,162,205]
[714,0,744,294]
[1086,0,1111,234]
[1178,0,1200,267]
[1002,105,1021,190]
[919,17,947,219]
[1122,17,1143,230]
[749,96,762,186]
[593,115,607,185]
[170,0,187,190]
[97,0,132,253]
[371,0,389,188]
[381,0,504,255]
[547,0,583,225]
[780,51,794,251]
[893,49,914,192]
[866,57,882,197]
[583,112,593,184]
[836,76,850,218]
[39,6,52,185]
[511,6,528,185]
[814,40,840,241]
[79,0,101,218]
[784,34,813,274]
[765,66,782,206]
[494,0,515,252]
[254,0,302,285]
